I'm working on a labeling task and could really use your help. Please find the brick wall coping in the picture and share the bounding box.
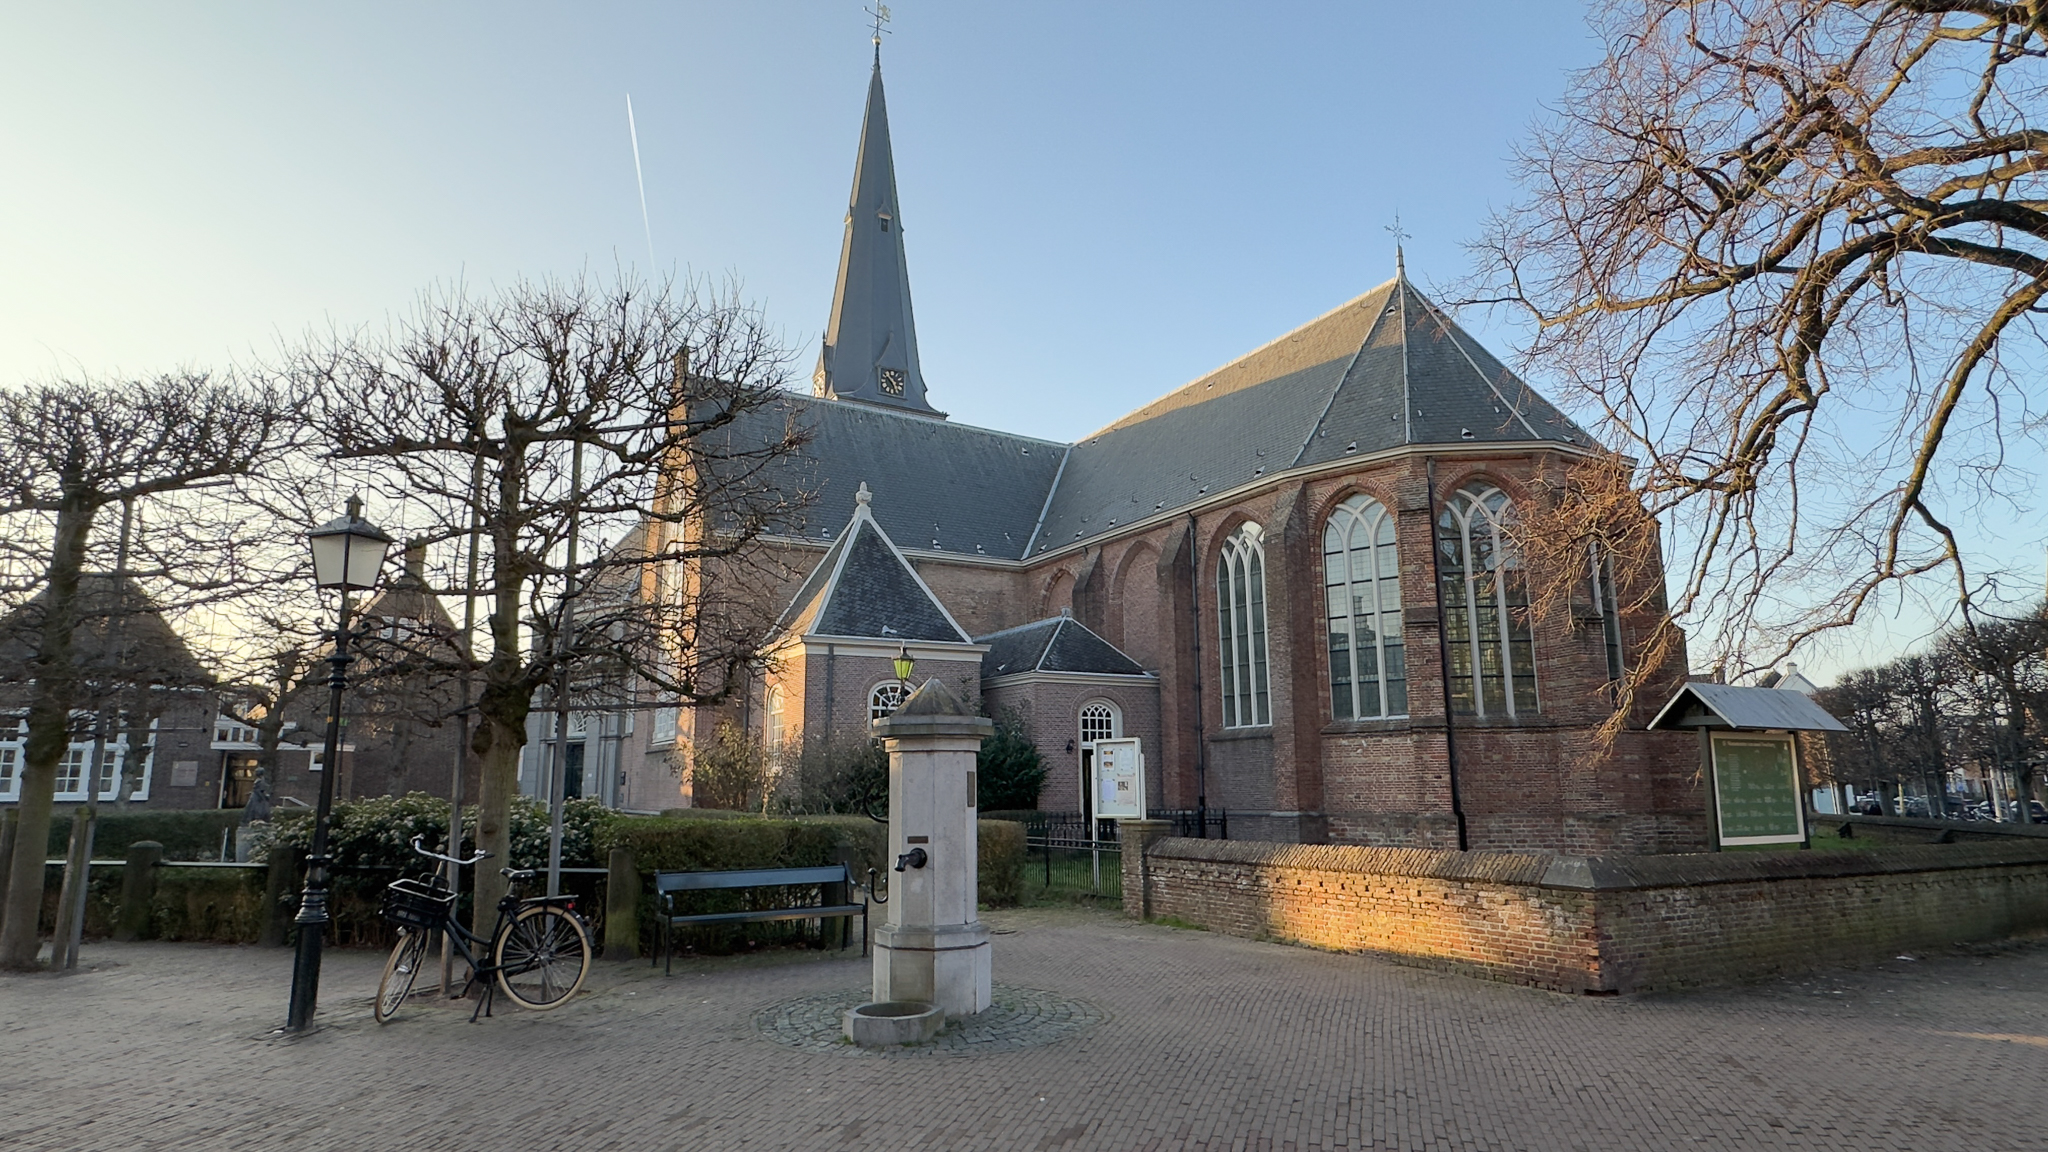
[1145,836,2048,893]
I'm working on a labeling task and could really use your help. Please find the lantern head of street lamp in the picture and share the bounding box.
[308,495,395,591]
[892,642,914,686]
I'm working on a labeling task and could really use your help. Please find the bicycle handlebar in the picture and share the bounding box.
[410,834,490,867]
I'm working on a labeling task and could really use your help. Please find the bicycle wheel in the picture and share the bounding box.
[374,929,431,1023]
[494,905,590,1011]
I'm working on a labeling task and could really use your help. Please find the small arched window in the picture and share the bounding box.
[869,682,908,721]
[1079,700,1120,747]
[1437,485,1537,717]
[764,686,787,747]
[1216,523,1271,728]
[1324,494,1407,719]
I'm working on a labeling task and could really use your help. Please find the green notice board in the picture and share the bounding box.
[1710,733,1807,846]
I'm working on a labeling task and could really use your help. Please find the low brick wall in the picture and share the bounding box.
[1124,835,2048,993]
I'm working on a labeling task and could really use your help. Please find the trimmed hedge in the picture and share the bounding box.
[47,808,248,862]
[602,813,1028,954]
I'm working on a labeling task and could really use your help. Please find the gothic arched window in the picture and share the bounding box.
[1324,495,1407,719]
[1216,524,1271,728]
[1436,485,1537,717]
[869,682,908,722]
[765,686,787,747]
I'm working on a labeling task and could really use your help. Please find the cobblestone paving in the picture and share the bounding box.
[4,906,2047,1151]
[757,982,1107,1057]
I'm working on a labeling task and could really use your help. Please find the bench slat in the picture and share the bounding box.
[666,904,866,927]
[653,866,850,892]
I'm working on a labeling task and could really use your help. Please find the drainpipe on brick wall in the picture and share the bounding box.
[1188,514,1209,837]
[1425,457,1470,851]
[823,644,837,744]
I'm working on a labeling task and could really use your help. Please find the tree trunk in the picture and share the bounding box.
[0,489,93,970]
[469,707,525,937]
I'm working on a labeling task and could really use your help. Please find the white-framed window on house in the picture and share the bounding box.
[1324,494,1408,720]
[652,707,679,747]
[869,682,908,721]
[0,718,24,800]
[1437,484,1538,718]
[1589,544,1625,685]
[1216,523,1271,728]
[764,687,786,748]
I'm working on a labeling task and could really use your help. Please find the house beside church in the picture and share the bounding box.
[557,54,1707,854]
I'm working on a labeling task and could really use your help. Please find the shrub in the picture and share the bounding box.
[251,792,612,873]
[46,808,248,862]
[978,713,1046,811]
[687,721,770,811]
[774,735,888,816]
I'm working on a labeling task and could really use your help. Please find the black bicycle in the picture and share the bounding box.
[374,835,593,1023]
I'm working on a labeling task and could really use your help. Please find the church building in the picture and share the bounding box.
[644,55,1705,854]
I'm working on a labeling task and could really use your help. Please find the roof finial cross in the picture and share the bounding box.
[867,4,891,58]
[1386,213,1410,277]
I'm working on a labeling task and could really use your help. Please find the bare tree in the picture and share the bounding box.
[302,274,804,923]
[0,374,307,970]
[1467,0,2048,675]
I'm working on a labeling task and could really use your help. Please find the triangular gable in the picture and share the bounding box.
[782,484,972,644]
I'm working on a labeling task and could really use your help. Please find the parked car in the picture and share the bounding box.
[2002,800,2048,822]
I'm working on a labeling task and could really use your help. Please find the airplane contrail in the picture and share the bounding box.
[626,94,656,270]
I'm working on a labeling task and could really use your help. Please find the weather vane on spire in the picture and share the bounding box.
[867,4,892,52]
[1385,213,1410,275]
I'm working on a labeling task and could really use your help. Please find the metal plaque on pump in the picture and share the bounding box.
[1092,738,1146,820]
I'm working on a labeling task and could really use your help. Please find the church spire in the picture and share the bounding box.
[813,54,942,418]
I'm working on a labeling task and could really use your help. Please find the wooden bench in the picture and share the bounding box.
[652,864,868,975]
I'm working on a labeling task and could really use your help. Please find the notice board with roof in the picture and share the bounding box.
[1649,682,1850,848]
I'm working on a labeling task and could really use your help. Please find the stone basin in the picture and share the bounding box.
[843,1000,943,1047]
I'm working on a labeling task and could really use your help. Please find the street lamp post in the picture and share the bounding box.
[285,496,393,1033]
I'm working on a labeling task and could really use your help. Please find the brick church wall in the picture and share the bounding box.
[982,676,1160,814]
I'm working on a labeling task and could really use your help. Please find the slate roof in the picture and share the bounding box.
[1648,682,1849,733]
[707,394,1065,556]
[779,488,972,643]
[0,575,215,691]
[1028,277,1598,555]
[726,275,1594,562]
[976,616,1149,679]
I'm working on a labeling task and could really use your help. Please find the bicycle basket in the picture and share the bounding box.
[380,878,455,930]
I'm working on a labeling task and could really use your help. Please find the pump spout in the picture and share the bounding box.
[893,847,928,872]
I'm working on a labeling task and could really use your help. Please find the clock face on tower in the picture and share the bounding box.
[877,367,906,397]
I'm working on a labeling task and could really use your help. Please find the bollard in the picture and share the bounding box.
[604,846,639,961]
[0,808,16,933]
[114,841,163,942]
[259,843,301,948]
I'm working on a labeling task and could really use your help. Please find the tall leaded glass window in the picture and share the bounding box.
[1325,495,1407,719]
[1216,524,1271,728]
[1589,544,1624,684]
[1436,485,1537,717]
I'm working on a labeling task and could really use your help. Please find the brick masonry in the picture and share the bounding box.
[1125,833,2048,993]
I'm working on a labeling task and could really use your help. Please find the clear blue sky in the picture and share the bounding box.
[0,1,1602,440]
[3,2,2037,677]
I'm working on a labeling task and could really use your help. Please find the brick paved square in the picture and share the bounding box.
[4,906,2045,1151]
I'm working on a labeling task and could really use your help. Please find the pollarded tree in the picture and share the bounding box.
[1469,0,2048,677]
[0,374,308,969]
[303,274,804,923]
